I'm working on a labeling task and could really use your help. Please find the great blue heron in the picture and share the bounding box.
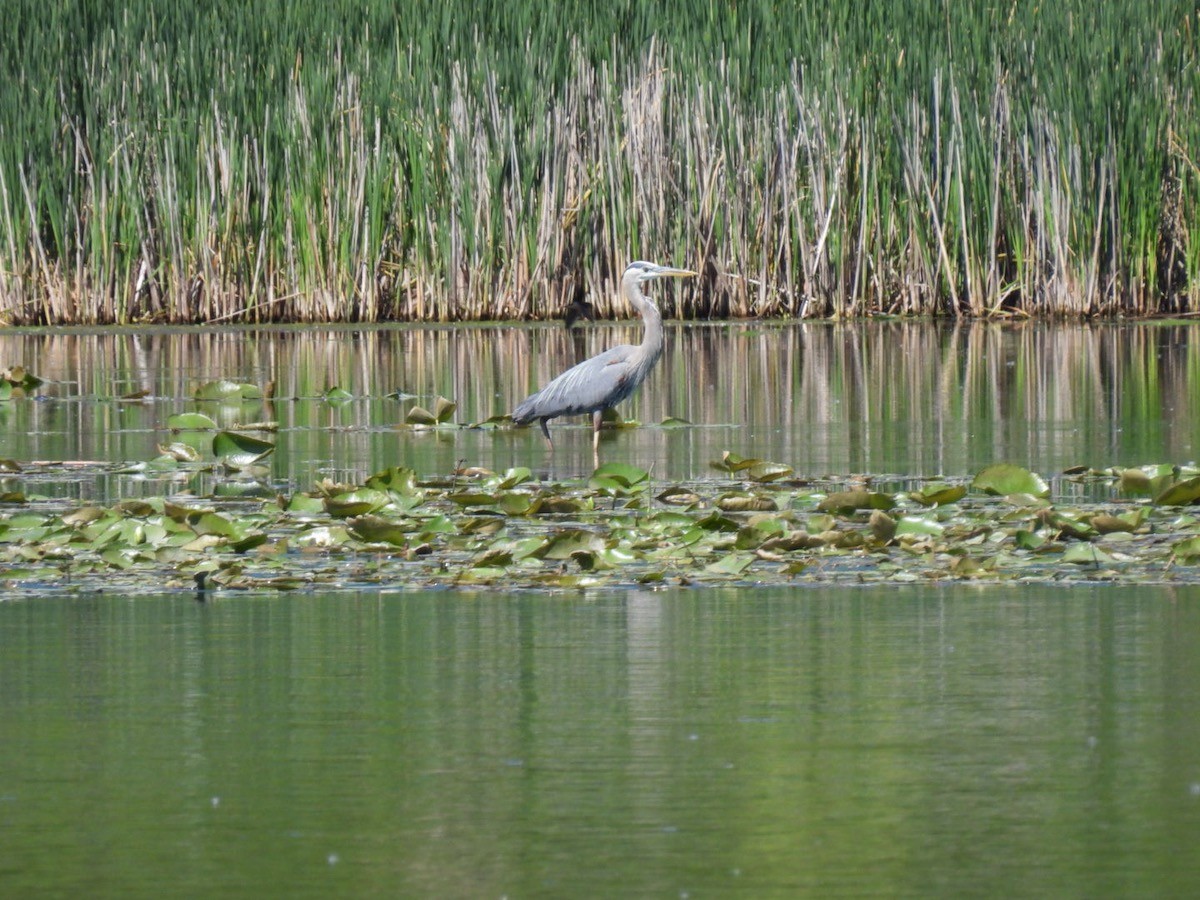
[512,260,697,454]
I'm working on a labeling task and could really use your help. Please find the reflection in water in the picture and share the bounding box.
[0,321,1197,493]
[1,586,1199,896]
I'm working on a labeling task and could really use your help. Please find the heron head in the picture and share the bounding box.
[624,260,698,283]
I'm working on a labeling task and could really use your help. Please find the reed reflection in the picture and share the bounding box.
[0,321,1196,486]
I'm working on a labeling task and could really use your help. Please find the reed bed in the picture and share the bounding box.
[0,1,1197,323]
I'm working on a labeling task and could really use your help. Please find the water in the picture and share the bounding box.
[4,322,1200,896]
[2,586,1199,897]
[1,321,1198,500]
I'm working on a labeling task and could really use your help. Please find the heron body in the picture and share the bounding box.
[513,260,697,454]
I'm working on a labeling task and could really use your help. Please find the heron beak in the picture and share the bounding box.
[652,265,698,279]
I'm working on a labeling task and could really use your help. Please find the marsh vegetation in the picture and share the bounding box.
[1,2,1197,323]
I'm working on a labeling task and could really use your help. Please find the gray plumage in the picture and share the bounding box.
[513,260,697,453]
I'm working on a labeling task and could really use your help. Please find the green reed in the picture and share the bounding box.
[0,0,1196,323]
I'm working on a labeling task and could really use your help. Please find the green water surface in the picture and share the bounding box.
[2,585,1199,897]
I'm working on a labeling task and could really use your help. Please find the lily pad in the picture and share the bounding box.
[212,431,275,467]
[747,462,795,483]
[348,515,410,547]
[589,462,650,495]
[909,482,968,507]
[406,395,457,426]
[817,490,896,513]
[705,553,754,576]
[972,464,1050,498]
[710,452,761,474]
[542,529,605,560]
[1154,476,1200,506]
[365,467,419,496]
[1,366,42,392]
[167,412,219,431]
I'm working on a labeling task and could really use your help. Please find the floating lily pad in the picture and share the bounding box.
[818,490,896,513]
[972,464,1050,498]
[706,553,754,576]
[2,366,42,392]
[542,529,606,560]
[324,489,391,518]
[157,442,203,462]
[212,431,275,468]
[10,453,1200,595]
[494,467,533,490]
[167,412,219,431]
[365,467,419,496]
[589,462,649,495]
[657,486,701,506]
[1154,476,1200,506]
[909,482,968,506]
[1172,536,1200,563]
[405,395,457,426]
[710,452,761,474]
[348,515,410,547]
[747,462,794,483]
[716,492,777,512]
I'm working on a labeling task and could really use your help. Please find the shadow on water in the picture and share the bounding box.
[0,320,1198,498]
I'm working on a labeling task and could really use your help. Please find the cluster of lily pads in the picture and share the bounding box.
[6,402,1200,593]
[4,376,1200,594]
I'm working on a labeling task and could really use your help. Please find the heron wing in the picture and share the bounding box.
[512,345,637,422]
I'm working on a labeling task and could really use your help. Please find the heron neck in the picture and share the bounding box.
[630,286,664,362]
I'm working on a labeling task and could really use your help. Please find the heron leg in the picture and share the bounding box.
[539,418,554,450]
[592,409,603,454]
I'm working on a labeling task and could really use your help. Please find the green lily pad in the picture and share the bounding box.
[167,412,219,431]
[348,515,410,547]
[406,396,457,426]
[817,490,896,513]
[972,464,1050,498]
[657,486,701,506]
[494,467,533,490]
[705,553,754,576]
[2,366,42,392]
[365,467,419,496]
[230,532,269,553]
[157,442,203,462]
[716,492,777,512]
[542,529,605,560]
[324,489,392,518]
[213,431,275,467]
[1154,476,1200,506]
[895,515,945,537]
[589,462,649,495]
[1171,535,1200,563]
[1062,543,1114,566]
[710,452,761,474]
[909,483,968,506]
[747,462,794,483]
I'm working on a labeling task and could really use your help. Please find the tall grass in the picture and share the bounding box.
[0,1,1197,323]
